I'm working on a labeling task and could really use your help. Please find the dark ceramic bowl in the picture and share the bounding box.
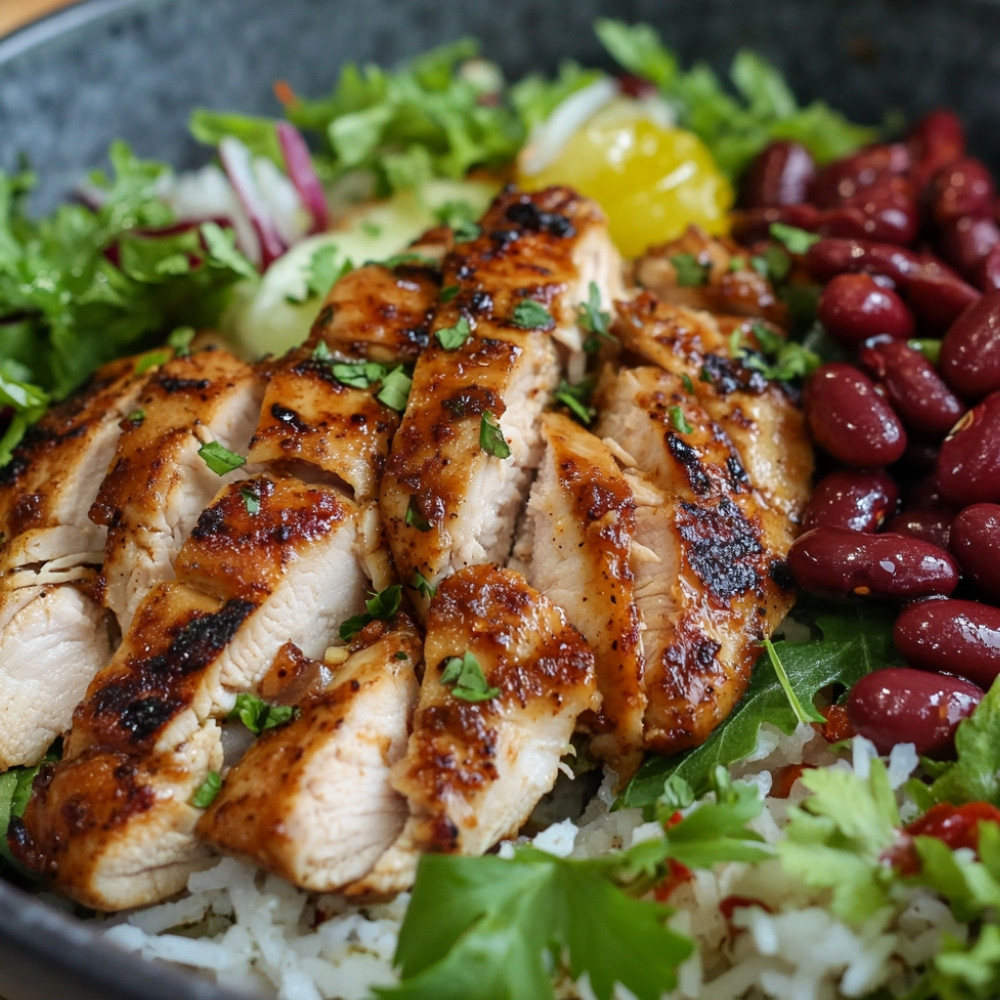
[2,1,1000,997]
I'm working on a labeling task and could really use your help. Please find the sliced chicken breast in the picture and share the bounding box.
[90,348,266,631]
[512,412,645,768]
[381,187,622,614]
[594,365,798,754]
[197,618,421,891]
[352,564,597,896]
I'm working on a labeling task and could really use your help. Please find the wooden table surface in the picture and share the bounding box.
[0,0,81,38]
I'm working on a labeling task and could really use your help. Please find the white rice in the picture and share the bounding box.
[100,723,957,1000]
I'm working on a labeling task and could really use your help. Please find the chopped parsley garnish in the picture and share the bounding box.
[286,245,353,304]
[191,771,222,808]
[239,485,261,515]
[578,280,614,353]
[198,440,247,475]
[226,692,297,736]
[322,358,411,412]
[376,366,413,412]
[668,405,693,434]
[167,325,195,357]
[328,359,386,388]
[680,373,694,393]
[435,316,472,350]
[749,244,791,284]
[135,350,170,376]
[669,252,711,287]
[394,650,410,660]
[126,408,146,425]
[339,584,403,641]
[381,251,438,270]
[555,377,596,425]
[411,570,438,600]
[769,222,820,255]
[511,299,554,330]
[479,411,512,459]
[361,220,383,238]
[434,200,482,242]
[405,497,433,532]
[440,284,461,303]
[440,651,499,702]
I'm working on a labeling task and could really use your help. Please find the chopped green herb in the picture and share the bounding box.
[412,570,438,600]
[394,651,410,660]
[434,200,482,242]
[239,485,260,515]
[311,340,334,363]
[668,405,693,434]
[760,637,824,725]
[198,440,247,475]
[479,411,511,459]
[908,339,943,365]
[286,245,353,304]
[168,325,196,357]
[0,744,59,874]
[670,252,711,287]
[440,651,500,702]
[406,497,433,532]
[376,366,412,412]
[680,373,694,393]
[329,359,386,389]
[769,222,820,255]
[339,584,404,641]
[382,251,438,270]
[743,342,821,382]
[511,299,554,330]
[440,284,461,303]
[435,316,472,350]
[135,351,170,376]
[361,220,383,238]
[226,692,297,736]
[749,321,784,356]
[126,408,145,425]
[749,245,791,284]
[554,377,596,425]
[578,280,614,353]
[191,771,222,808]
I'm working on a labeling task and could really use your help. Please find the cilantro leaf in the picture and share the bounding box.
[440,651,499,702]
[225,692,296,736]
[191,770,222,808]
[198,440,246,475]
[376,366,412,412]
[620,600,895,805]
[577,280,613,353]
[511,299,554,330]
[339,584,403,641]
[670,253,711,287]
[668,405,693,434]
[769,222,821,255]
[411,570,438,600]
[554,378,596,425]
[479,411,511,459]
[435,316,471,350]
[285,244,353,304]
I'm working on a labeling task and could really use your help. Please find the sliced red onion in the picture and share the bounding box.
[277,120,330,234]
[219,136,288,269]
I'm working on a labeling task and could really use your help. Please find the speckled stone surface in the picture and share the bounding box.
[3,0,1000,209]
[1,2,1000,999]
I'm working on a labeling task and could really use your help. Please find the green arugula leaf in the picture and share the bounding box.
[198,440,247,475]
[479,411,511,459]
[440,651,499,702]
[760,637,825,725]
[620,600,895,805]
[339,584,403,641]
[225,692,296,736]
[0,743,59,874]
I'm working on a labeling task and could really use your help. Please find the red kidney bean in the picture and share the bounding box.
[809,144,910,208]
[936,392,1000,505]
[787,527,960,601]
[802,468,899,533]
[907,110,966,193]
[884,508,953,549]
[741,141,816,209]
[847,666,982,757]
[906,474,951,510]
[857,340,965,437]
[817,274,914,347]
[937,215,1000,281]
[939,289,1000,399]
[927,157,997,225]
[729,203,821,244]
[803,362,907,467]
[815,181,919,246]
[977,242,1000,292]
[804,238,980,329]
[950,503,1000,601]
[895,598,1000,689]
[899,437,943,474]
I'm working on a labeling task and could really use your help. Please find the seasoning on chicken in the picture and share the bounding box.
[0,357,148,770]
[380,187,623,615]
[197,618,421,891]
[14,474,372,909]
[594,363,803,753]
[351,564,597,896]
[90,348,265,631]
[512,412,645,770]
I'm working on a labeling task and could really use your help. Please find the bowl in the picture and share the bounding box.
[2,1,1000,998]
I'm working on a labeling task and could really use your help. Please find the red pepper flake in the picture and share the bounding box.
[770,763,815,799]
[273,80,300,109]
[813,703,855,743]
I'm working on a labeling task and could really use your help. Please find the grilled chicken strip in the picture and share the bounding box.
[634,225,789,327]
[352,564,597,896]
[0,357,148,769]
[614,291,813,535]
[594,365,799,754]
[512,412,645,768]
[15,474,371,909]
[91,348,266,631]
[381,187,622,613]
[197,618,421,891]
